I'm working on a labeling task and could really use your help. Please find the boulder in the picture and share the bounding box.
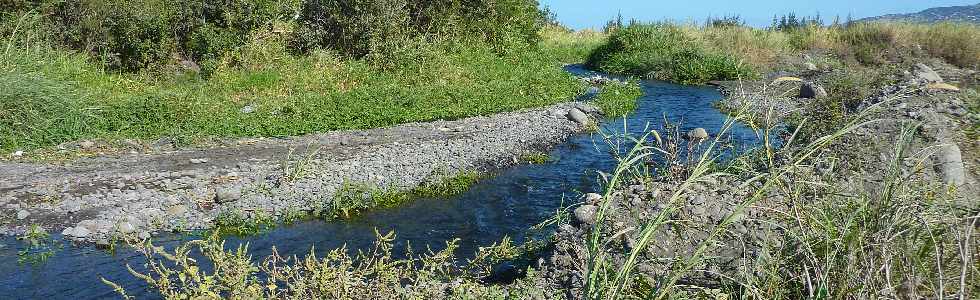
[936,144,966,186]
[566,108,592,126]
[800,81,828,99]
[914,63,944,83]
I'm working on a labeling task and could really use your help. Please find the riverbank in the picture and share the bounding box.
[0,99,629,242]
[533,22,980,298]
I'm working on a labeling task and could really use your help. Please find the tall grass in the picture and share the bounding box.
[0,13,589,153]
[579,83,979,298]
[586,23,753,85]
[585,21,980,85]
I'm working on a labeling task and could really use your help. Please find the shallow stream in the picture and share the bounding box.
[0,65,761,299]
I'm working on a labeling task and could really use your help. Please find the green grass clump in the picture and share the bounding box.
[592,80,643,118]
[0,19,585,153]
[211,210,275,236]
[411,171,482,198]
[540,24,607,64]
[586,23,752,85]
[522,152,552,164]
[17,224,57,264]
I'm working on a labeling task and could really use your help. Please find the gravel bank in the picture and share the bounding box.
[0,102,600,242]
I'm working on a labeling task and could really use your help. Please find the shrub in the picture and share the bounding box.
[839,22,899,65]
[914,22,980,68]
[587,23,751,85]
[291,0,544,60]
[22,0,293,72]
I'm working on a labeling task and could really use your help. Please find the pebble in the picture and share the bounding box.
[190,158,209,164]
[574,205,598,225]
[687,128,709,140]
[584,193,603,204]
[16,210,29,220]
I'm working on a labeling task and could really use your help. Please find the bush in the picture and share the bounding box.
[839,22,899,65]
[20,0,293,72]
[291,0,544,60]
[587,23,751,85]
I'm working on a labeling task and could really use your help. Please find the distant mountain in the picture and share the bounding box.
[860,3,980,23]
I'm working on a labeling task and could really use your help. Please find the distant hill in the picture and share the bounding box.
[860,3,980,23]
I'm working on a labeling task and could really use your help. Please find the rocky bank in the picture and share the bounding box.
[0,102,603,243]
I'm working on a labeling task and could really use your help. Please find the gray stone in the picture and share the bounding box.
[566,108,591,126]
[803,62,818,71]
[800,81,828,99]
[215,187,243,203]
[575,103,599,114]
[914,63,943,83]
[65,201,82,213]
[166,204,189,216]
[16,210,29,220]
[69,226,90,238]
[936,144,966,186]
[241,105,255,114]
[584,193,603,204]
[117,221,136,234]
[190,158,209,164]
[687,128,709,140]
[78,140,96,150]
[574,205,598,225]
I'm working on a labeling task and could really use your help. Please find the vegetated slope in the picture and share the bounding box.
[0,1,616,154]
[861,3,980,23]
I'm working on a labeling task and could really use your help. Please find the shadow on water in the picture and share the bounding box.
[0,65,763,299]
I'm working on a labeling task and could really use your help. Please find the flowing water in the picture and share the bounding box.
[0,66,762,299]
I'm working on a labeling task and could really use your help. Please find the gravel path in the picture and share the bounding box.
[0,102,598,242]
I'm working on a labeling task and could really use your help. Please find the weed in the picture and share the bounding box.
[211,209,275,237]
[412,171,482,198]
[281,144,321,183]
[106,230,558,299]
[592,79,643,118]
[17,224,57,264]
[329,181,410,219]
[522,152,552,164]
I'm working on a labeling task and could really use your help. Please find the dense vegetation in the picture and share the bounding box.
[586,23,752,85]
[586,20,980,85]
[0,1,634,153]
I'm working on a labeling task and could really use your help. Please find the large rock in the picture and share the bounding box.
[566,108,592,126]
[936,144,966,186]
[914,63,944,83]
[800,82,828,99]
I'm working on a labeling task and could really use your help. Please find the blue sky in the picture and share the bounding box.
[540,0,980,29]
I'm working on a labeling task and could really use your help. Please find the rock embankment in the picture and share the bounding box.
[0,102,602,242]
